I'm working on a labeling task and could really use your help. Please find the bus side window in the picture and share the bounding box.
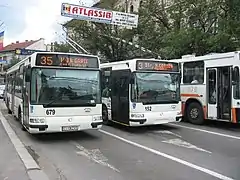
[119,77,128,97]
[183,61,204,84]
[102,74,111,98]
[233,66,240,99]
[208,69,217,104]
[25,67,31,82]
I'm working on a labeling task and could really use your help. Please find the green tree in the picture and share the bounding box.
[53,42,73,53]
[4,55,19,70]
[62,0,240,61]
[137,0,240,59]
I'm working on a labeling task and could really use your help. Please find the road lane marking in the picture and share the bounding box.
[152,130,182,138]
[169,123,240,140]
[162,138,212,154]
[74,142,120,172]
[99,129,234,180]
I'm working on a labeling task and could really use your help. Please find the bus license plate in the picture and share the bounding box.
[62,126,79,132]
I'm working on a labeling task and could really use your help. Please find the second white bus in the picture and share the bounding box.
[101,59,182,126]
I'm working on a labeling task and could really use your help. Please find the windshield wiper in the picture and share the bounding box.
[43,86,73,108]
[43,95,63,108]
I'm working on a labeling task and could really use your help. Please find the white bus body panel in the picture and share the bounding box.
[102,97,182,126]
[129,102,182,126]
[28,105,102,134]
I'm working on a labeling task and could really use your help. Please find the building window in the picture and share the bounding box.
[183,61,204,84]
[130,5,134,13]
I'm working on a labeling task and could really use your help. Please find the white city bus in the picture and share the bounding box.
[5,52,102,134]
[170,51,240,125]
[101,59,182,126]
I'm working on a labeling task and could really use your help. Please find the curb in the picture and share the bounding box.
[0,110,49,180]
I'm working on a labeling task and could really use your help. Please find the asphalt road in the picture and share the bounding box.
[1,101,240,180]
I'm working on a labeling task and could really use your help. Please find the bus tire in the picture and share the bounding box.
[186,102,204,125]
[7,100,11,114]
[102,105,111,125]
[18,108,26,131]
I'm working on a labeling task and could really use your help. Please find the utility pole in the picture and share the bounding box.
[125,0,128,13]
[0,22,3,28]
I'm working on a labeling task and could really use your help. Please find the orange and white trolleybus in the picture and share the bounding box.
[170,51,240,124]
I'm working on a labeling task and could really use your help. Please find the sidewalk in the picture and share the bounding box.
[0,101,49,180]
[0,121,30,180]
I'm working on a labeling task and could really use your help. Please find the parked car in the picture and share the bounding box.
[0,85,5,99]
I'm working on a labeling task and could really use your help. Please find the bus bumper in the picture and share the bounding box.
[129,112,182,126]
[26,120,103,134]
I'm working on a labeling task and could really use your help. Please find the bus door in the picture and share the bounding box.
[110,70,131,125]
[207,67,231,120]
[217,67,231,120]
[207,68,218,119]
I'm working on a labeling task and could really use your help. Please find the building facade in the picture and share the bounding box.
[0,38,46,72]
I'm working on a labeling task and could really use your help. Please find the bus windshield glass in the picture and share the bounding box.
[131,72,180,104]
[0,78,5,85]
[31,68,101,107]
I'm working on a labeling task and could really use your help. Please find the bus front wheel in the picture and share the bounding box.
[102,105,111,125]
[7,99,11,114]
[18,108,26,131]
[186,102,204,125]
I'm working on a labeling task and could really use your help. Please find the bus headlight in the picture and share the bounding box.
[30,118,45,123]
[106,102,111,108]
[93,116,102,121]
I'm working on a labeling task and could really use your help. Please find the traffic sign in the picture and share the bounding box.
[15,48,46,55]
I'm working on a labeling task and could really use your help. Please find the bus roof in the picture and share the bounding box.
[100,58,179,72]
[100,58,172,67]
[169,51,240,63]
[6,52,100,74]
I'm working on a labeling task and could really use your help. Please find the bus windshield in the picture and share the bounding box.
[0,78,5,85]
[131,72,180,104]
[31,68,101,107]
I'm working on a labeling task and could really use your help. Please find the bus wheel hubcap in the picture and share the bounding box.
[190,108,198,119]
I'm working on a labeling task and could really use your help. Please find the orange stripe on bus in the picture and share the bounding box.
[182,102,185,115]
[181,93,201,97]
[232,108,237,123]
[203,106,207,119]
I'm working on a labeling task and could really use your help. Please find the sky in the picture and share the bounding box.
[0,0,96,46]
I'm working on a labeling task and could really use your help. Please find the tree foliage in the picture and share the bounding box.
[138,0,240,59]
[54,41,73,53]
[56,0,240,61]
[4,55,20,70]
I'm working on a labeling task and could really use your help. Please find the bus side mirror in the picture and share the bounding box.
[25,69,31,82]
[22,86,27,94]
